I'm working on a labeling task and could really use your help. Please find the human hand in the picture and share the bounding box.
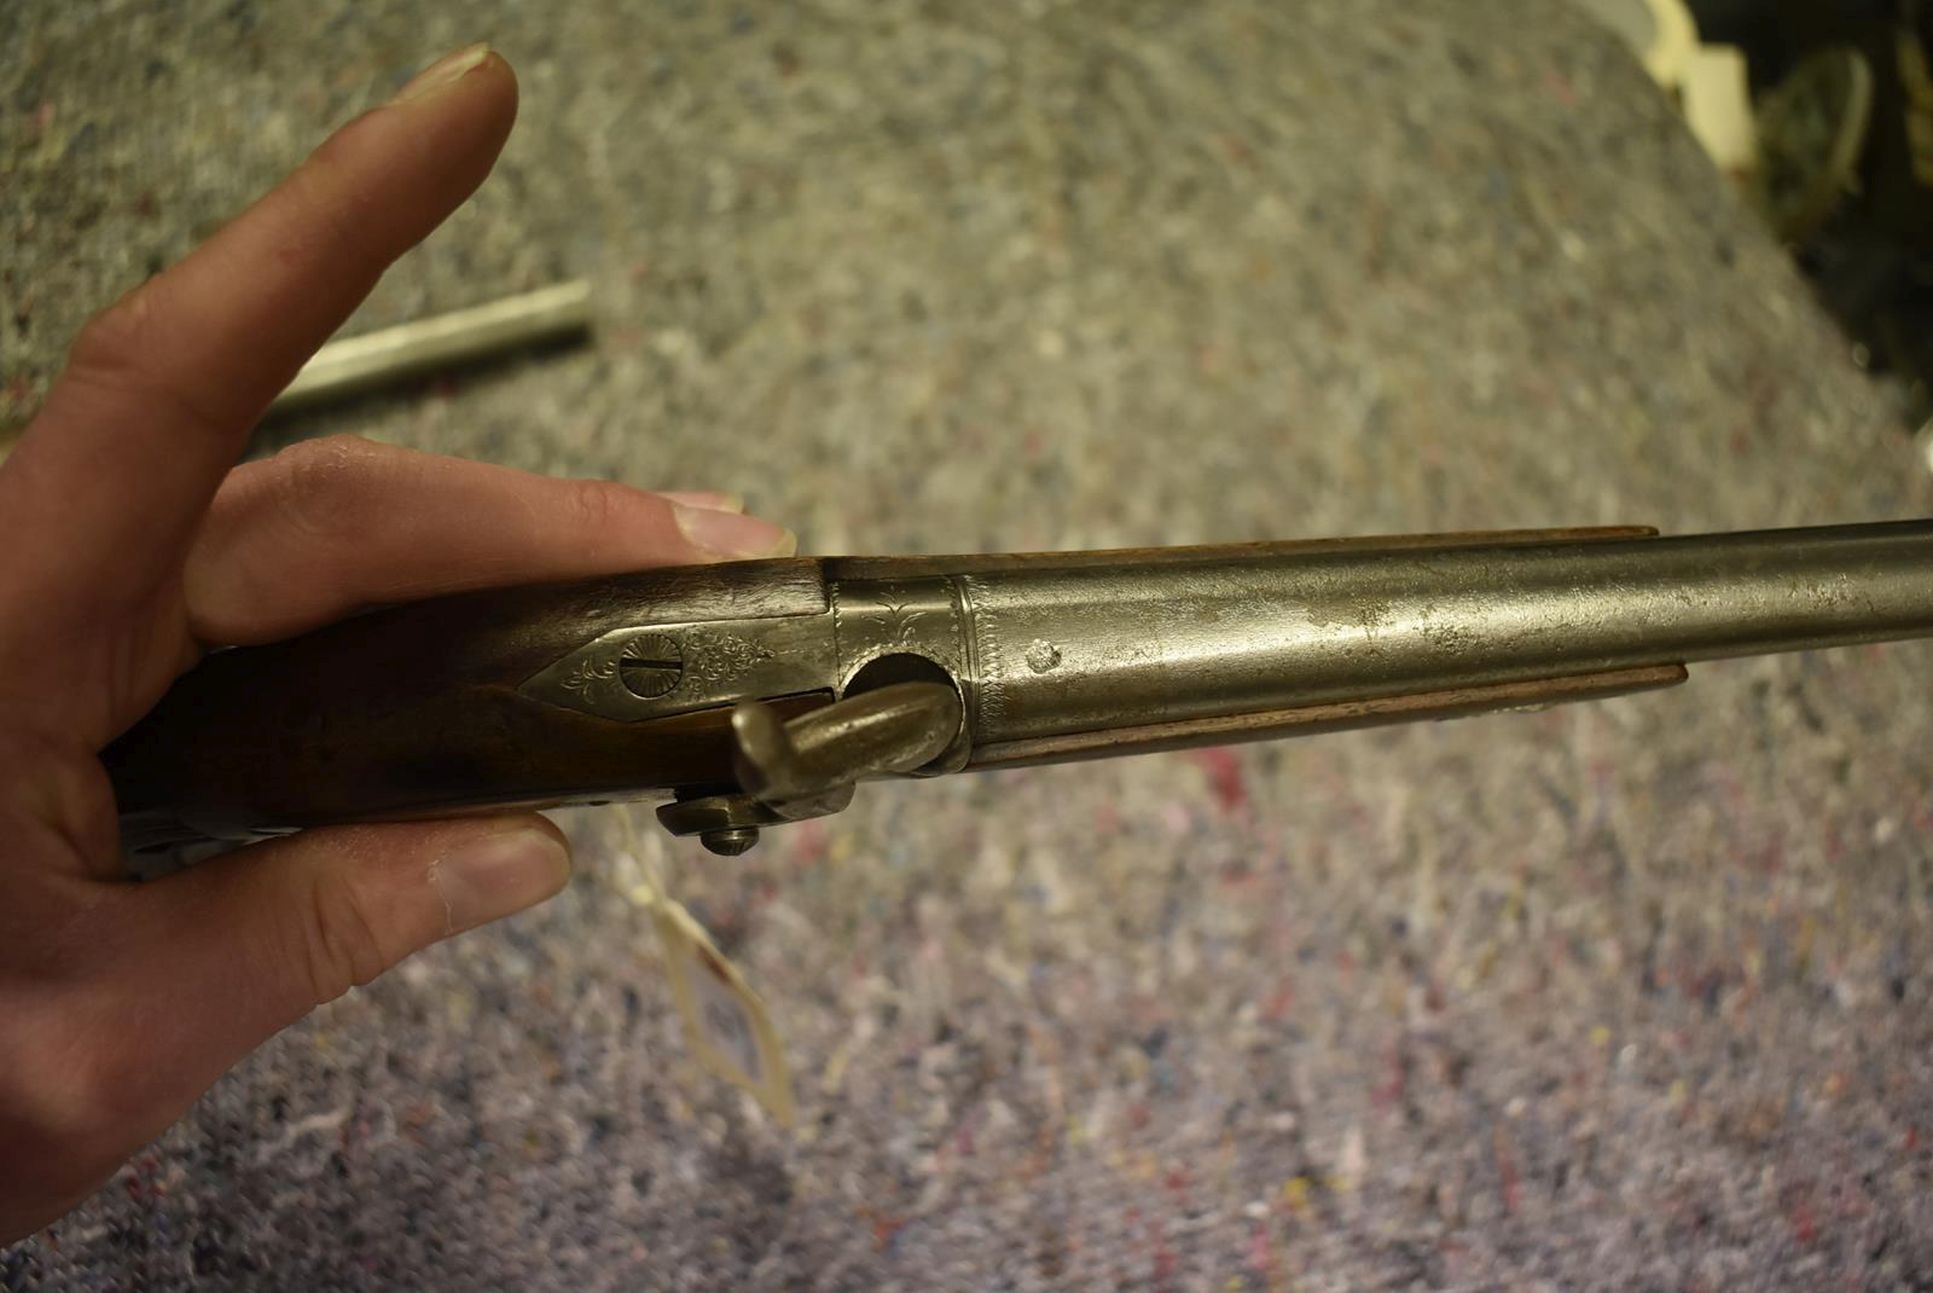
[0,45,793,1241]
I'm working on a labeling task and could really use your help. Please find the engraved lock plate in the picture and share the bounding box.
[520,614,838,721]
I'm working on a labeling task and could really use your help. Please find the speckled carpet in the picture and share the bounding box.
[5,1,1933,1288]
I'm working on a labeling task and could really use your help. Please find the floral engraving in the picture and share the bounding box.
[560,652,621,696]
[681,631,775,687]
[875,585,925,646]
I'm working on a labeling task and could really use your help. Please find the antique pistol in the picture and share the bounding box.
[108,521,1933,859]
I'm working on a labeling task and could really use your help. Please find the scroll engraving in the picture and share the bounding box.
[682,631,776,687]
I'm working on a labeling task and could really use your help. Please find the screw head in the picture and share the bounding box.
[617,633,684,699]
[700,826,761,856]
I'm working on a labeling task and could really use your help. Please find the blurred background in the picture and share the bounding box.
[5,1,1933,1288]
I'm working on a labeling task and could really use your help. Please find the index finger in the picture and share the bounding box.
[0,45,517,609]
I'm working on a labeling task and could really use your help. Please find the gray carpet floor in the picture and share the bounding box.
[5,1,1933,1287]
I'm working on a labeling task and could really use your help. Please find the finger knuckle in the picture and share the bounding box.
[67,284,228,435]
[267,434,396,545]
[566,478,621,531]
[68,287,163,387]
[298,865,398,1004]
[279,156,372,274]
[566,477,655,543]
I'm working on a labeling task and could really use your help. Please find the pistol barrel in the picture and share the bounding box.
[943,522,1933,763]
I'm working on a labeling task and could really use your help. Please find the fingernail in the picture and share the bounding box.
[658,490,746,514]
[392,43,492,105]
[673,502,797,559]
[433,822,571,934]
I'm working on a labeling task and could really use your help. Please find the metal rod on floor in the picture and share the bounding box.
[267,278,594,415]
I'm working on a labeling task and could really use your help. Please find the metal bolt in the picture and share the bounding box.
[617,633,684,699]
[700,826,761,856]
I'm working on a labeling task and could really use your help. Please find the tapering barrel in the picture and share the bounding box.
[948,522,1933,749]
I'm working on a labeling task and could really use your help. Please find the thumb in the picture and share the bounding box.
[124,816,569,1119]
[9,816,566,1237]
